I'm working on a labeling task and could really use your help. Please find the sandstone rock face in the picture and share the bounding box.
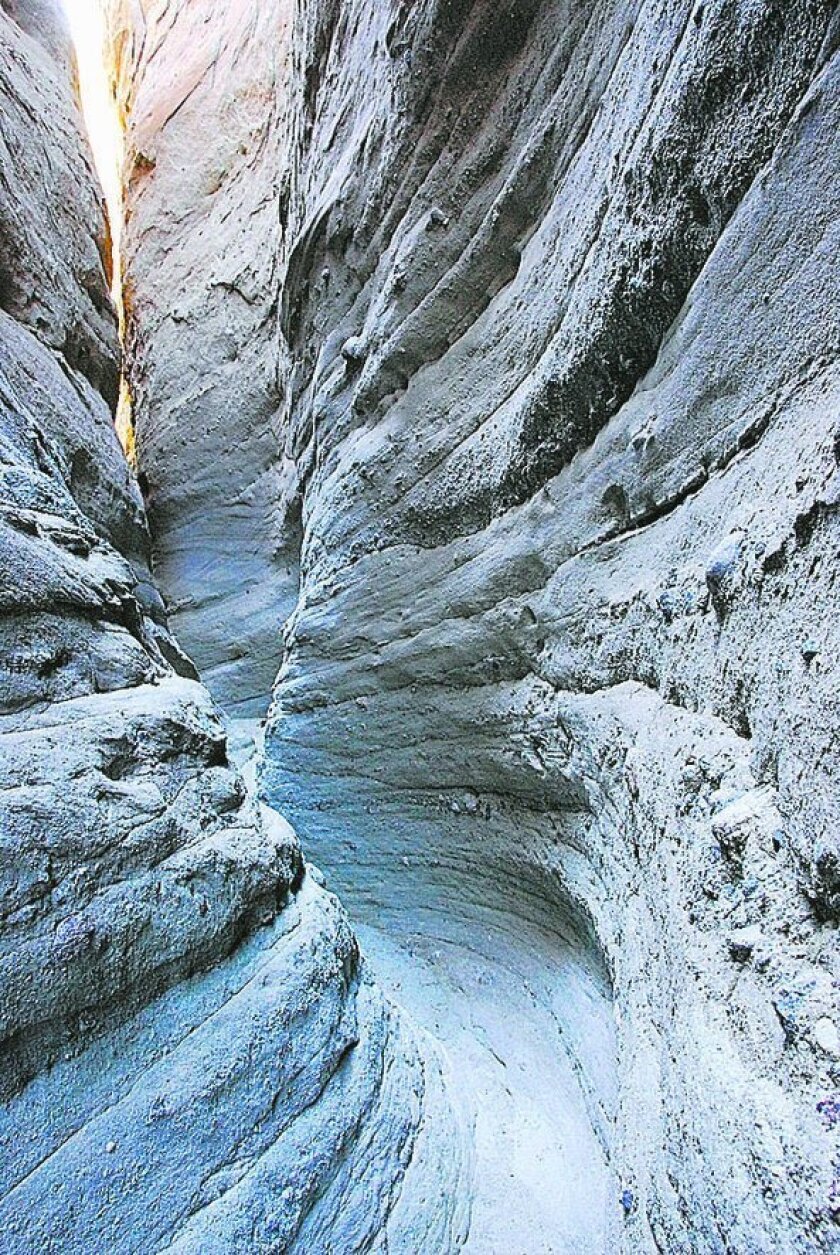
[2,0,838,1250]
[1,5,463,1251]
[115,0,840,1249]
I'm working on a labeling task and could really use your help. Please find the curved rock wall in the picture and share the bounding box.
[115,1,839,1250]
[0,5,463,1250]
[7,0,837,1250]
[262,5,840,1248]
[267,3,840,1244]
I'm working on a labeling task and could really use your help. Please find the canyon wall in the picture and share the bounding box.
[265,4,840,1249]
[114,0,840,1250]
[109,0,300,717]
[0,4,462,1251]
[0,0,836,1250]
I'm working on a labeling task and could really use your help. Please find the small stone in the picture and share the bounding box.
[814,1017,840,1057]
[340,335,367,366]
[105,1141,117,1154]
[773,981,814,1042]
[801,640,819,664]
[629,420,655,454]
[728,925,762,963]
[425,207,449,230]
[657,589,679,624]
[705,533,743,617]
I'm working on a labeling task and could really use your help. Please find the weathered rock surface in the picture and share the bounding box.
[109,0,299,717]
[2,0,838,1249]
[113,0,840,1250]
[0,0,118,406]
[0,5,464,1251]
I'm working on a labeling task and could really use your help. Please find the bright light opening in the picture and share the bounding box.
[62,0,123,304]
[62,1,135,462]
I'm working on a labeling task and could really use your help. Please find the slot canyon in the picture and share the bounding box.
[0,1,838,1250]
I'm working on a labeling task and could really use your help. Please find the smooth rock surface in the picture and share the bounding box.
[108,0,300,717]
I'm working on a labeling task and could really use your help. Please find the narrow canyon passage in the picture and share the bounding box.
[233,719,618,1253]
[112,0,840,1244]
[0,0,838,1251]
[338,876,616,1253]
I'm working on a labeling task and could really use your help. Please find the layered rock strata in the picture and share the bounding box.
[0,5,462,1251]
[112,0,839,1250]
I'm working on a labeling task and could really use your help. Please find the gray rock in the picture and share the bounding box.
[728,924,763,964]
[1,6,465,1252]
[1,0,838,1251]
[340,334,369,367]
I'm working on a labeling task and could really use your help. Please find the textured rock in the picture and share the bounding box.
[3,0,838,1250]
[114,0,840,1249]
[0,4,463,1251]
[109,0,299,717]
[0,2,118,405]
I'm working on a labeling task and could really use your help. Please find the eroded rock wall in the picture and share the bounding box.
[110,0,301,716]
[111,0,839,1251]
[0,5,464,1250]
[261,3,840,1247]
